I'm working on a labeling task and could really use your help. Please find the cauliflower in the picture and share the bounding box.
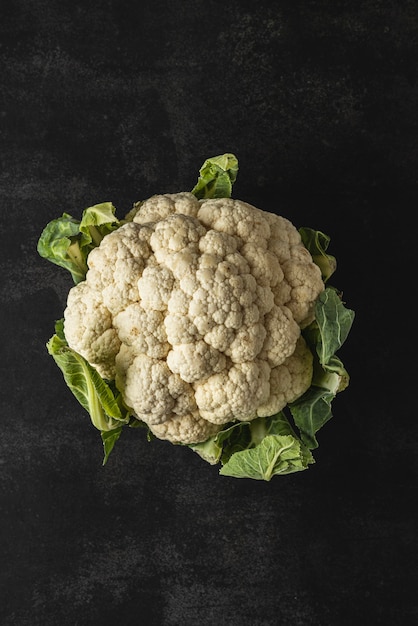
[39,154,354,480]
[63,192,324,444]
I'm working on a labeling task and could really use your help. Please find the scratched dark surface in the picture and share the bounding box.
[1,1,417,624]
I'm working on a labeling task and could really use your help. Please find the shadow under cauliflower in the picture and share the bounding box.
[63,192,324,444]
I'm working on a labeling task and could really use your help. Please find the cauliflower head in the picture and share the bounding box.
[63,192,324,444]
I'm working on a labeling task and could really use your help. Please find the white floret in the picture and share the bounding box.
[194,360,271,424]
[164,313,199,345]
[137,264,174,311]
[197,198,271,244]
[64,282,120,379]
[259,305,301,366]
[150,213,205,280]
[132,191,200,224]
[240,243,283,287]
[115,349,196,425]
[87,221,153,315]
[281,250,324,326]
[226,323,267,363]
[198,229,239,256]
[257,336,314,417]
[148,411,222,444]
[113,303,170,359]
[166,340,226,383]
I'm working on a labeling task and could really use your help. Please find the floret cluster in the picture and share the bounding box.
[64,192,324,444]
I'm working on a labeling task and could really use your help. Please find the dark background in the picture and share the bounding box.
[1,1,417,624]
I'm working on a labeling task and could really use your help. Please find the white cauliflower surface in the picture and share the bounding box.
[63,192,324,444]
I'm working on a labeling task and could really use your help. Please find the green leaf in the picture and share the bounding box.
[79,202,120,246]
[37,213,88,283]
[289,388,334,449]
[314,288,355,366]
[37,202,120,283]
[189,419,260,466]
[292,287,355,449]
[101,427,123,465]
[299,227,337,282]
[319,354,350,392]
[191,153,239,199]
[307,352,350,395]
[189,431,226,465]
[190,413,314,477]
[219,434,313,480]
[46,321,131,433]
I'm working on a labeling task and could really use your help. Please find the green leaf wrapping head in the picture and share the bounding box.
[192,413,314,480]
[37,202,121,284]
[47,319,131,463]
[299,227,337,283]
[191,153,239,199]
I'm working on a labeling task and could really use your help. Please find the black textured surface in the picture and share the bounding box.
[1,1,417,625]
